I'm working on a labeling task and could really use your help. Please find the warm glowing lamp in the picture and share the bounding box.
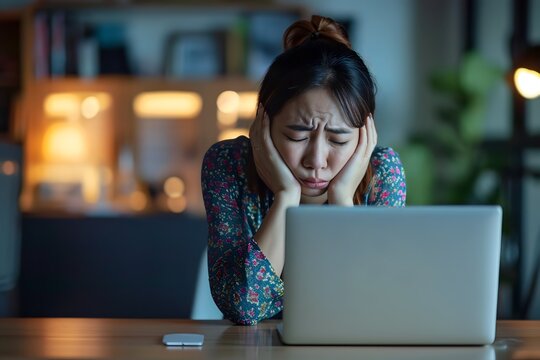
[216,91,240,114]
[44,92,110,118]
[134,91,202,118]
[513,45,540,99]
[42,123,88,162]
[44,93,79,117]
[81,96,101,119]
[164,176,185,198]
[129,190,148,211]
[167,196,187,213]
[217,90,258,117]
[216,91,258,128]
[238,92,258,118]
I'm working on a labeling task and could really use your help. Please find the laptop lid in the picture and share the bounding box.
[280,206,502,345]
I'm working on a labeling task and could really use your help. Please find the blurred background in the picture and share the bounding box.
[0,0,539,320]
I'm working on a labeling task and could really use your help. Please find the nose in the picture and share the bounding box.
[302,138,328,170]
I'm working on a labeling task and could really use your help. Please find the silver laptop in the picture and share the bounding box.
[278,206,502,345]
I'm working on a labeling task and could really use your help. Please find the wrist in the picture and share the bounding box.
[274,190,301,208]
[328,192,354,206]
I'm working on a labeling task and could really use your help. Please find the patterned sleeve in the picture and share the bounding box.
[201,140,284,325]
[367,147,407,206]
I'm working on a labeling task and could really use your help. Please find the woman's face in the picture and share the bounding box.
[270,87,360,204]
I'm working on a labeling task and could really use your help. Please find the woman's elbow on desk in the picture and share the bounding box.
[209,270,283,325]
[210,286,268,325]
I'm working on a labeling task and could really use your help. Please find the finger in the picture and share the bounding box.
[250,104,264,137]
[346,125,366,165]
[250,105,260,131]
[359,122,368,156]
[251,106,267,145]
[363,115,376,153]
[261,112,275,153]
[369,115,378,147]
[256,103,265,121]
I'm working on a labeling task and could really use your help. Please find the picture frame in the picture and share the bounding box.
[245,11,300,80]
[163,31,226,79]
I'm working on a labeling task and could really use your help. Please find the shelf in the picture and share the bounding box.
[27,3,306,84]
[31,0,306,13]
[27,75,259,92]
[16,0,305,215]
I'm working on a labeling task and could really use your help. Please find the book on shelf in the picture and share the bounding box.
[50,11,66,77]
[33,11,49,78]
[32,10,104,78]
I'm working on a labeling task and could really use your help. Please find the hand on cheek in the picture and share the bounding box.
[249,106,301,205]
[327,115,377,205]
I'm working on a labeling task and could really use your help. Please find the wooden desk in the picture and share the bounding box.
[0,318,538,359]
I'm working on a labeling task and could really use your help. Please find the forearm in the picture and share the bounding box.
[255,192,298,277]
[208,243,284,325]
[328,192,355,206]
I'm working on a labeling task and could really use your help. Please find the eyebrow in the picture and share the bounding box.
[286,124,352,134]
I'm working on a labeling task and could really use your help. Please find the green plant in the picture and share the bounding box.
[398,51,506,206]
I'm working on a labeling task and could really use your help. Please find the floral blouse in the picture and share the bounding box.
[201,136,406,325]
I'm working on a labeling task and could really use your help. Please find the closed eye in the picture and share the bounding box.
[285,135,307,142]
[330,140,349,146]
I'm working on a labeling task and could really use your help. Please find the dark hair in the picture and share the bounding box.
[250,15,377,204]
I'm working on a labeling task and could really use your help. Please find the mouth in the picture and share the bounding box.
[300,178,329,190]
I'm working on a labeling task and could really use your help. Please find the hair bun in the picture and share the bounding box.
[283,15,351,50]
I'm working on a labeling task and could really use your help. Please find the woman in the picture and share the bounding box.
[201,15,406,325]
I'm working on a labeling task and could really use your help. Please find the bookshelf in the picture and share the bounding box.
[14,0,307,216]
[21,1,306,81]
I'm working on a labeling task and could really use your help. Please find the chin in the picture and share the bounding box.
[300,189,328,205]
[301,187,326,197]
